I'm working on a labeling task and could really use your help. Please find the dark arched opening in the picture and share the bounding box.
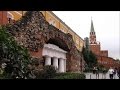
[46,38,69,51]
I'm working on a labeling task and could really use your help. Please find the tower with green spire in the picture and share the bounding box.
[89,19,97,44]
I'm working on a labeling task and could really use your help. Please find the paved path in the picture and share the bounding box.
[84,72,119,79]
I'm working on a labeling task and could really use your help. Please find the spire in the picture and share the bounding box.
[90,18,95,32]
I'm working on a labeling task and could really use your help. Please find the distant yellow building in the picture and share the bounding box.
[7,11,85,51]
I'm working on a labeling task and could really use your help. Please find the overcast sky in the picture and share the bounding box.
[53,11,120,60]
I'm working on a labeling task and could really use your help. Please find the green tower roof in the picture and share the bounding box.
[90,19,95,32]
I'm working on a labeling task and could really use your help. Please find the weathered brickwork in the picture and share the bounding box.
[0,11,8,25]
[6,11,84,72]
[89,20,119,69]
[97,56,120,69]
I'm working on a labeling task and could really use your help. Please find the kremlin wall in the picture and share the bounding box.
[0,11,85,52]
[0,11,85,72]
[88,20,120,69]
[0,11,119,70]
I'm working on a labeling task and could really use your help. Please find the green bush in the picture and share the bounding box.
[83,66,93,72]
[53,72,86,79]
[37,65,56,79]
[0,26,31,79]
[36,66,86,79]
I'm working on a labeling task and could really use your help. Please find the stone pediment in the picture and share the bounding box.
[44,43,67,53]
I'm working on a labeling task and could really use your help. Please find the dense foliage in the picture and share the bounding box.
[0,26,31,79]
[36,65,56,79]
[35,65,85,79]
[82,47,97,68]
[53,73,86,79]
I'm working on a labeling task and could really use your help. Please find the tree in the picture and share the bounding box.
[0,26,32,79]
[82,47,97,68]
[88,51,97,67]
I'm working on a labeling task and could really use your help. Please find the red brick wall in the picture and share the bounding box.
[97,56,119,69]
[100,50,108,57]
[90,44,100,55]
[0,11,8,25]
[29,48,43,58]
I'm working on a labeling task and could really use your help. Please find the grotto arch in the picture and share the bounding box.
[46,38,69,51]
[6,11,83,73]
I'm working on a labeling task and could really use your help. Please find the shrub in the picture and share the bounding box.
[0,26,31,79]
[53,72,86,79]
[37,65,56,79]
[83,67,93,72]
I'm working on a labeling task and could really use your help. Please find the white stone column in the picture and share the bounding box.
[45,56,51,65]
[64,59,66,72]
[59,58,64,72]
[53,57,58,69]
